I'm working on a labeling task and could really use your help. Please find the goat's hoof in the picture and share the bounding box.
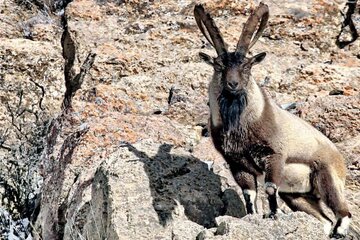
[329,232,346,239]
[263,212,277,220]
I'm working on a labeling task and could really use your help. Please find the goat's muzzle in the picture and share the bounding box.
[227,81,238,90]
[225,81,242,95]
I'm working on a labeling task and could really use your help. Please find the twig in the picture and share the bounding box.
[336,0,359,48]
[62,52,97,110]
[29,78,46,111]
[0,129,11,151]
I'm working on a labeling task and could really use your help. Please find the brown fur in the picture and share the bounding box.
[194,3,351,237]
[279,193,333,224]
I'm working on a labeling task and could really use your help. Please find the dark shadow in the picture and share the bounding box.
[122,142,246,228]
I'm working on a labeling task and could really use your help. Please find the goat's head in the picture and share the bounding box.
[194,3,269,95]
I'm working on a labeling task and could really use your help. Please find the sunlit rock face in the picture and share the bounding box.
[0,0,359,239]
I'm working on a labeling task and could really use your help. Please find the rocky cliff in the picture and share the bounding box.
[0,0,359,239]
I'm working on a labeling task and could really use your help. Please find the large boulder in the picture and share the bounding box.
[197,213,328,240]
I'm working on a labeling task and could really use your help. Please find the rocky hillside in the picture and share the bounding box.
[0,0,359,239]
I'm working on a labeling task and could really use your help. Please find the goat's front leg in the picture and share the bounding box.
[263,153,285,219]
[229,163,258,214]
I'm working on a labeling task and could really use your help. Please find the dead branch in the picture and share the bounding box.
[0,129,11,151]
[336,0,359,48]
[61,52,96,110]
[29,78,45,111]
[60,12,97,111]
[5,94,37,145]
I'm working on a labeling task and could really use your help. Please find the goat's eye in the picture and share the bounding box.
[243,64,251,72]
[243,66,250,72]
[214,62,225,72]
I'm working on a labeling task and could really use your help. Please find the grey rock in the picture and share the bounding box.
[76,141,244,239]
[210,213,328,240]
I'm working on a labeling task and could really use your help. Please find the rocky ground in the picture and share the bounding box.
[0,0,359,239]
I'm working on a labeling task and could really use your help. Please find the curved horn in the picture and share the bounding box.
[236,2,269,55]
[194,4,227,56]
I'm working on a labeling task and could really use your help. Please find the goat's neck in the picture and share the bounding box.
[242,76,265,123]
[209,75,265,128]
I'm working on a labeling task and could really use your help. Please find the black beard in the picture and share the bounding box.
[218,89,248,132]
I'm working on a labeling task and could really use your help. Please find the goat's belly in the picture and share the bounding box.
[258,163,312,193]
[280,163,312,193]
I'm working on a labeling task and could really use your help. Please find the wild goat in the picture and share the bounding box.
[194,3,351,238]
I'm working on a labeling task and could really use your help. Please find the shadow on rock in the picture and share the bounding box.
[123,143,245,228]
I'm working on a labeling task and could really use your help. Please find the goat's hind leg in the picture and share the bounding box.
[279,192,333,235]
[315,164,351,238]
[230,165,258,214]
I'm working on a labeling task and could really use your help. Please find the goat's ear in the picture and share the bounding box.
[199,52,214,66]
[249,52,266,65]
